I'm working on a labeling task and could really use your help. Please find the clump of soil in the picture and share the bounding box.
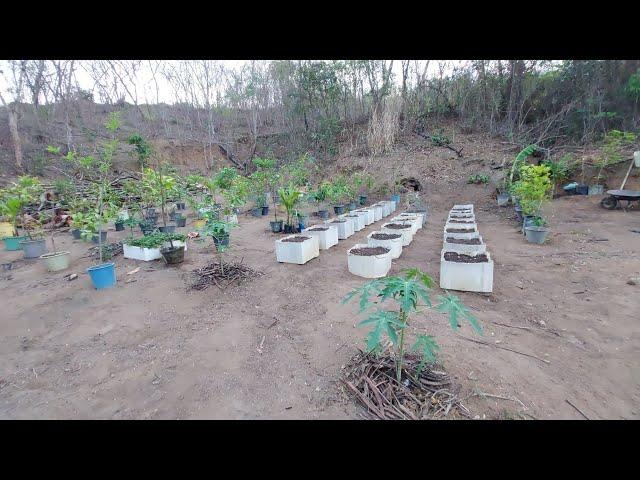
[384,223,411,230]
[308,227,328,232]
[282,236,311,243]
[446,228,475,233]
[350,246,390,256]
[342,350,468,420]
[446,237,481,245]
[444,251,488,263]
[371,233,402,240]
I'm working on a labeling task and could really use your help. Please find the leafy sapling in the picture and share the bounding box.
[343,268,482,382]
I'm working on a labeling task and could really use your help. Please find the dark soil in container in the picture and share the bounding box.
[385,223,411,229]
[371,233,402,240]
[449,220,474,224]
[308,227,329,231]
[446,228,475,233]
[350,246,389,256]
[446,237,481,245]
[331,220,346,223]
[444,252,488,263]
[282,236,310,243]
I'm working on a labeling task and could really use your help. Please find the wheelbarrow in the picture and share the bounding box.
[600,190,640,211]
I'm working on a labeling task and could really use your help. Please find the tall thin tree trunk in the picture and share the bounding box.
[7,106,24,172]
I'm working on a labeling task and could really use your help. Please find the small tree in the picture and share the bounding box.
[278,185,302,230]
[343,268,482,382]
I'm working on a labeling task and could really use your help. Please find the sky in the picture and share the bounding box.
[0,60,458,105]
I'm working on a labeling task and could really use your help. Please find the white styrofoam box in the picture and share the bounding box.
[163,239,187,252]
[444,221,477,231]
[397,211,424,227]
[381,222,414,246]
[452,204,474,211]
[347,243,392,278]
[344,214,365,231]
[378,202,391,216]
[448,214,476,223]
[123,244,162,261]
[443,224,478,240]
[371,205,384,221]
[442,235,486,254]
[367,231,403,259]
[303,225,338,250]
[328,218,355,239]
[356,208,375,225]
[439,250,493,293]
[351,210,370,228]
[391,216,420,234]
[387,200,397,212]
[275,235,320,264]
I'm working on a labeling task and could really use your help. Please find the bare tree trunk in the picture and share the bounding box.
[7,106,24,172]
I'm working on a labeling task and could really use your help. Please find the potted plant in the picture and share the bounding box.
[313,182,330,219]
[39,219,71,272]
[279,185,302,234]
[200,218,236,251]
[275,234,319,264]
[327,177,348,215]
[524,216,550,244]
[0,194,26,250]
[510,164,552,235]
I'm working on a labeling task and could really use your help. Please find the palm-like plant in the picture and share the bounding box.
[278,185,302,229]
[343,268,482,382]
[0,197,24,237]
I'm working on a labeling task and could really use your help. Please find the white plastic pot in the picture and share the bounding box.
[351,210,370,228]
[442,235,486,254]
[356,209,375,225]
[377,202,391,216]
[444,221,477,232]
[275,235,320,264]
[123,244,162,261]
[344,214,365,231]
[371,205,383,222]
[381,223,414,246]
[439,249,493,293]
[367,231,403,259]
[328,218,355,239]
[443,224,478,240]
[347,243,392,278]
[397,212,424,228]
[452,204,474,212]
[303,225,338,250]
[392,215,420,234]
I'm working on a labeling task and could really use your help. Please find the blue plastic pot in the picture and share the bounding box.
[87,262,116,290]
[391,194,401,204]
[3,235,26,251]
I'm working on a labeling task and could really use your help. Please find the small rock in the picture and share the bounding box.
[627,277,640,286]
[67,274,78,281]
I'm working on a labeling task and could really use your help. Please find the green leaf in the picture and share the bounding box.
[357,310,401,352]
[436,294,483,335]
[412,334,440,377]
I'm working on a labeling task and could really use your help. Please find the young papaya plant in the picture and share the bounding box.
[343,268,483,382]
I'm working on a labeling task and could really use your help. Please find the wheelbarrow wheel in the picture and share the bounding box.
[600,196,618,210]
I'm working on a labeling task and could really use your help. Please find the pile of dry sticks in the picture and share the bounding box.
[189,259,263,291]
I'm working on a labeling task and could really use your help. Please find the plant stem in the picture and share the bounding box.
[396,309,406,382]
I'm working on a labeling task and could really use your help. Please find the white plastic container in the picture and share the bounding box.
[328,218,355,239]
[347,243,392,278]
[443,224,478,240]
[634,150,640,168]
[351,210,370,228]
[163,240,187,251]
[378,202,391,217]
[452,204,474,211]
[123,244,162,261]
[275,235,320,264]
[397,212,424,228]
[390,216,422,235]
[344,214,365,231]
[381,222,414,246]
[371,205,384,221]
[303,225,338,250]
[442,235,486,254]
[448,214,476,223]
[357,208,375,225]
[439,250,493,293]
[444,221,477,231]
[367,231,403,259]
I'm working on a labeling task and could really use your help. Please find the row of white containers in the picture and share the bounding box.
[439,204,493,293]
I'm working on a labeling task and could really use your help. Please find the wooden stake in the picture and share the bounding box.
[619,157,636,190]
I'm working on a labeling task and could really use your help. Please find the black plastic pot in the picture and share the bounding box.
[91,231,108,244]
[71,228,82,240]
[251,207,262,217]
[283,224,299,234]
[359,195,367,205]
[318,210,329,219]
[139,221,156,236]
[158,225,176,234]
[145,214,158,225]
[169,211,177,221]
[115,220,125,232]
[212,234,230,248]
[348,202,357,211]
[333,205,345,215]
[514,205,523,223]
[522,215,536,234]
[261,206,269,216]
[270,220,283,233]
[176,217,187,227]
[176,202,186,210]
[160,245,185,264]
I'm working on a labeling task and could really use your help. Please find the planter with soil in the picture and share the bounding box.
[251,207,262,217]
[497,193,510,206]
[302,225,338,250]
[329,218,355,240]
[439,250,494,293]
[87,262,116,290]
[371,204,384,222]
[448,214,475,222]
[270,220,283,233]
[347,244,392,278]
[444,225,478,240]
[406,208,427,226]
[359,195,367,205]
[175,216,187,227]
[318,209,330,220]
[275,235,319,264]
[445,220,477,232]
[392,215,421,234]
[3,235,27,251]
[123,243,162,261]
[521,215,537,234]
[367,231,403,259]
[160,245,185,265]
[20,238,48,259]
[212,234,230,250]
[345,214,364,231]
[261,206,269,216]
[376,202,392,217]
[91,231,108,244]
[115,220,125,231]
[40,251,71,272]
[348,202,357,212]
[139,221,156,236]
[354,208,375,225]
[283,223,300,234]
[176,202,186,210]
[351,210,370,228]
[524,226,550,244]
[333,205,345,215]
[443,235,486,254]
[158,225,176,234]
[452,204,474,212]
[394,213,423,231]
[381,222,414,246]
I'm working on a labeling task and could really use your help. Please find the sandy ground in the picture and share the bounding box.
[1,186,639,419]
